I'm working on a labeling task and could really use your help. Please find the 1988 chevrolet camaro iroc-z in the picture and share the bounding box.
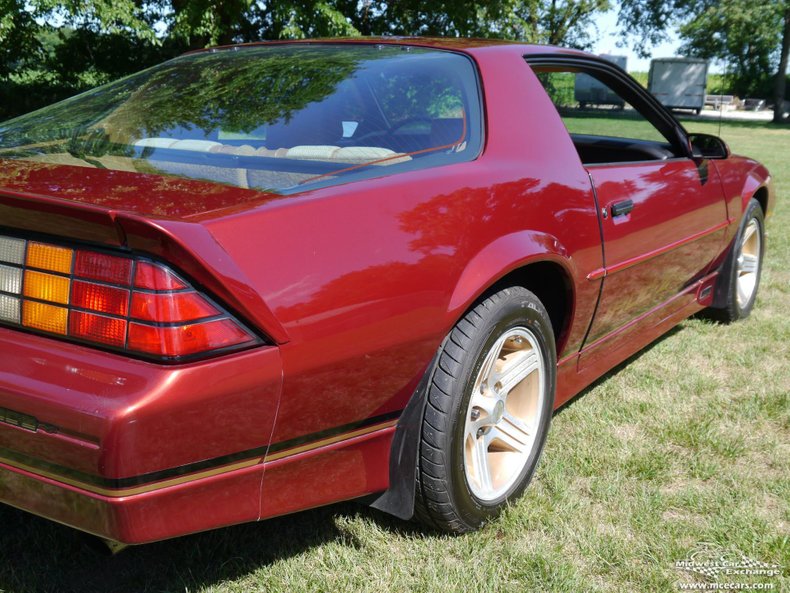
[0,38,774,547]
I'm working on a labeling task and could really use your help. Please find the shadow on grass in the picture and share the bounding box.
[0,499,427,593]
[554,323,685,416]
[0,319,711,592]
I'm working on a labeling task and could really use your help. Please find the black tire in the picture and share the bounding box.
[707,198,765,323]
[414,286,556,533]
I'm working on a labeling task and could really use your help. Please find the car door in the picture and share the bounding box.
[529,59,729,360]
[586,154,727,343]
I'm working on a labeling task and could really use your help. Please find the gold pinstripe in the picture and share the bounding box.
[0,456,262,497]
[0,418,398,498]
[263,419,398,462]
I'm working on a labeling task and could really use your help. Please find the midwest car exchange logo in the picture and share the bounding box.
[675,543,783,590]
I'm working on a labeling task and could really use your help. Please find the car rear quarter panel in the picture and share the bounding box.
[205,46,604,449]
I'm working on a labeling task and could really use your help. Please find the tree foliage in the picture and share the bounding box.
[0,0,43,78]
[8,0,786,122]
[0,0,618,120]
[682,1,784,97]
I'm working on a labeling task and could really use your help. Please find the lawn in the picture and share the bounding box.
[0,119,787,593]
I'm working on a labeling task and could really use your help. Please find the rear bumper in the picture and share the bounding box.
[0,327,282,543]
[0,455,264,543]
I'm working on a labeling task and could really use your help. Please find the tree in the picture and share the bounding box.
[619,0,790,122]
[344,0,611,47]
[681,1,781,97]
[0,0,617,121]
[775,4,790,122]
[0,0,44,78]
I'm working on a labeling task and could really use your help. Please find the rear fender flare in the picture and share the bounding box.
[447,230,575,319]
[370,231,575,520]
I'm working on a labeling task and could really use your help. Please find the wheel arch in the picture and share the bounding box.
[447,231,576,355]
[736,164,774,220]
[751,185,769,218]
[368,234,576,520]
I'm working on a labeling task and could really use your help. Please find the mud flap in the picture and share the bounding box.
[367,350,440,520]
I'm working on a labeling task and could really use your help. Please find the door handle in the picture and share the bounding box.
[610,199,634,217]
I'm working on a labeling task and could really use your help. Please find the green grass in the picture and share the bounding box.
[0,120,788,592]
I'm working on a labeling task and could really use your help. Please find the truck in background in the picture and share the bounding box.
[648,57,708,114]
[574,54,627,108]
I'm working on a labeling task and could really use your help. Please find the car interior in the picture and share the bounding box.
[569,133,676,164]
[532,67,683,166]
[131,64,471,172]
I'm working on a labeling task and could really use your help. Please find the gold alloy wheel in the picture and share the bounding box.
[463,326,545,501]
[736,218,761,308]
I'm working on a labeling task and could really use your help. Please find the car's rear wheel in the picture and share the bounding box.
[414,287,555,533]
[708,198,765,322]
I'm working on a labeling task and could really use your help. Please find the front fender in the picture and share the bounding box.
[740,171,770,215]
[715,157,774,224]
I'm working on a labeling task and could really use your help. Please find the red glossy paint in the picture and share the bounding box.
[0,38,775,545]
[580,159,729,364]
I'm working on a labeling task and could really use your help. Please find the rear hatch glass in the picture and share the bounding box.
[0,44,482,194]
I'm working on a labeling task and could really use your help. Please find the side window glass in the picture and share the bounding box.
[535,70,677,164]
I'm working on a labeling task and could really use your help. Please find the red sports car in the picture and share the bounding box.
[0,38,773,549]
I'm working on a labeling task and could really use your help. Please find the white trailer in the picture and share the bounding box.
[574,54,627,108]
[648,58,708,114]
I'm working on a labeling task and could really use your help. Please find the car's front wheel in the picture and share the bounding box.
[414,286,556,533]
[708,198,765,322]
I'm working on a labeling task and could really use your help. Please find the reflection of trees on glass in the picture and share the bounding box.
[371,70,464,123]
[0,46,371,150]
[100,48,362,141]
[0,45,481,195]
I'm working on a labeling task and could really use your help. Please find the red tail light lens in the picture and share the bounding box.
[130,291,219,323]
[134,261,187,290]
[74,251,132,284]
[128,319,255,357]
[71,281,130,316]
[0,234,260,360]
[70,311,127,347]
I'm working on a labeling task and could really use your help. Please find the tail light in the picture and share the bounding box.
[0,234,261,361]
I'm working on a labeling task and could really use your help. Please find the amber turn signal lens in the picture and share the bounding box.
[23,301,68,334]
[26,242,73,274]
[23,270,70,304]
